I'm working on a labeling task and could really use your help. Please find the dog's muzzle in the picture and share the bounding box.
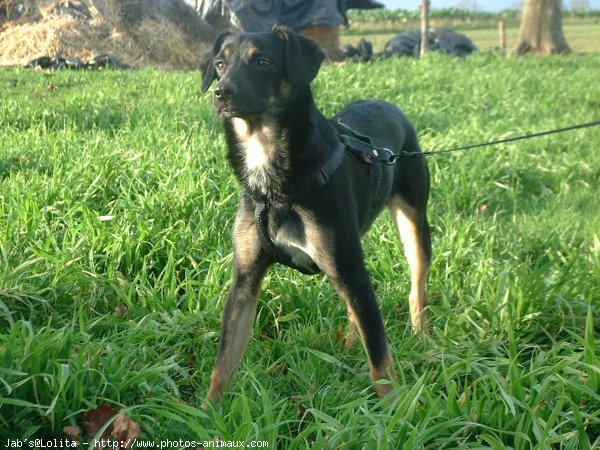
[213,83,268,118]
[214,80,236,102]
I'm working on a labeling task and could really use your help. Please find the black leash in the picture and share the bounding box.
[416,119,600,159]
[336,119,600,164]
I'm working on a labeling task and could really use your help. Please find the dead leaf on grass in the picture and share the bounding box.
[63,425,81,445]
[111,414,141,448]
[80,404,142,448]
[83,404,118,437]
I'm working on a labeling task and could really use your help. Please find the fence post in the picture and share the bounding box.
[499,20,506,53]
[420,0,430,58]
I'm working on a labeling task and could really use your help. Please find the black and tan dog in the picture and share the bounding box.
[200,26,431,405]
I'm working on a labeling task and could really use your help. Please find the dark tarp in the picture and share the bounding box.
[198,0,383,32]
[384,28,478,58]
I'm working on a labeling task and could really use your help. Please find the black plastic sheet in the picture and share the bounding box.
[198,0,383,32]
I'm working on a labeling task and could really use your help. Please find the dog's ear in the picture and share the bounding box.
[274,26,325,88]
[201,31,232,93]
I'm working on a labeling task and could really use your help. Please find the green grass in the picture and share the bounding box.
[1,51,599,448]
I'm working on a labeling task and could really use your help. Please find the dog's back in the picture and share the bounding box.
[333,100,430,233]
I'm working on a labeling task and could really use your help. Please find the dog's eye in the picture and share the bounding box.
[215,61,225,72]
[256,57,272,69]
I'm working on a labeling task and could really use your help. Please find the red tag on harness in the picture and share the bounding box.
[361,153,373,164]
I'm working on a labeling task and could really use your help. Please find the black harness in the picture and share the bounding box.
[253,121,394,274]
[332,121,398,166]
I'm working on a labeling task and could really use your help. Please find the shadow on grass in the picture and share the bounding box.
[0,155,52,179]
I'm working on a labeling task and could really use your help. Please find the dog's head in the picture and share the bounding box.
[200,26,325,119]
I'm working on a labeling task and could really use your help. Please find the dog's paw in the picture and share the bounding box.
[344,330,359,349]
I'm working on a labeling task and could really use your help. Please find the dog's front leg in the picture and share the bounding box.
[309,225,398,398]
[203,205,271,408]
[331,263,398,398]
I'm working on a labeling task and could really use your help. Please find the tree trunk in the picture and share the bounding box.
[513,0,570,55]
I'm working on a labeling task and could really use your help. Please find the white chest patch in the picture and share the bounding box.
[244,133,269,171]
[231,117,280,194]
[232,118,273,169]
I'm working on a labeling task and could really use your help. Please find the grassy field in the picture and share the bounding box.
[1,49,599,447]
[342,18,600,55]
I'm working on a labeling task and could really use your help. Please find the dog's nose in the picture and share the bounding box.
[214,82,236,100]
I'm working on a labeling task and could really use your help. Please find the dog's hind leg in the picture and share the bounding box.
[388,195,431,334]
[203,206,271,407]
